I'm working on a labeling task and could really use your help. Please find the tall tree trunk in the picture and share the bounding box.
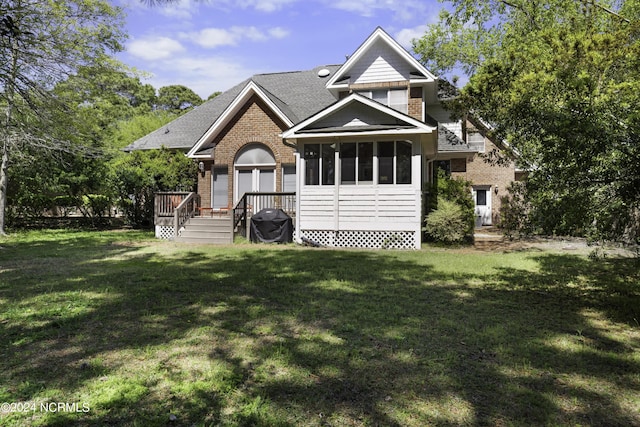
[0,142,8,236]
[0,33,19,235]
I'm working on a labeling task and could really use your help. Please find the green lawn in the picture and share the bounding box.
[0,230,638,426]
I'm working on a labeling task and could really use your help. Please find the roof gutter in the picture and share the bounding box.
[282,137,297,149]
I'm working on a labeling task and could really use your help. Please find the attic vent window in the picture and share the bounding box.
[317,68,330,78]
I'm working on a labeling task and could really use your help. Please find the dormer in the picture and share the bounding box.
[326,27,436,121]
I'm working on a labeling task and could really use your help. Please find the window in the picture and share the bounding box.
[340,143,356,184]
[212,167,228,209]
[466,130,485,152]
[340,142,373,184]
[282,164,296,192]
[388,89,408,114]
[396,141,412,184]
[435,160,451,176]
[378,142,394,184]
[476,189,487,206]
[358,142,373,183]
[451,158,467,173]
[357,88,408,114]
[304,144,335,185]
[322,144,335,185]
[378,141,412,184]
[304,144,319,185]
[305,141,412,186]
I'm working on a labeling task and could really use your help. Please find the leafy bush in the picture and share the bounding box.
[425,199,472,244]
[80,194,112,218]
[425,170,475,244]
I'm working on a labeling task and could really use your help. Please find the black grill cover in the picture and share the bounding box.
[250,208,293,243]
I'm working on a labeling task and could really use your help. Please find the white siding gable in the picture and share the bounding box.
[350,39,411,84]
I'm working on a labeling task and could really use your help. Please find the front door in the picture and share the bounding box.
[472,186,492,226]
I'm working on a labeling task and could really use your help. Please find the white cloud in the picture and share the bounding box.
[183,26,290,49]
[394,25,429,50]
[188,28,239,48]
[326,0,428,21]
[144,55,263,98]
[268,27,290,39]
[156,0,196,20]
[237,0,299,12]
[128,36,185,61]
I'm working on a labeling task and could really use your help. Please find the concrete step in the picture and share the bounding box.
[175,216,233,244]
[181,224,231,233]
[188,216,232,226]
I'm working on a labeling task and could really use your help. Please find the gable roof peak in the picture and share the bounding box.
[325,27,436,91]
[282,92,436,140]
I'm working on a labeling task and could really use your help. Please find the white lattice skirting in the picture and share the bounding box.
[301,230,417,249]
[156,225,175,240]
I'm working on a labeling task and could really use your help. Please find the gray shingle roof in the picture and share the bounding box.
[433,121,474,153]
[124,65,341,152]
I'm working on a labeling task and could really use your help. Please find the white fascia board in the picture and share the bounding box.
[187,81,294,158]
[285,128,432,139]
[282,93,435,139]
[326,27,436,90]
[190,153,213,159]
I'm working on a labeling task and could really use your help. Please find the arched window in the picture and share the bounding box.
[235,143,276,166]
[234,143,276,202]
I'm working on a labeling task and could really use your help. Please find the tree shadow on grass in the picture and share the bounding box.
[0,236,639,426]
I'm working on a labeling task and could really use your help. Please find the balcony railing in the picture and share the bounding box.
[155,192,198,238]
[233,192,296,234]
[155,192,191,219]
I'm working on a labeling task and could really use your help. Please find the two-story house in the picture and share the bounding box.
[127,27,519,249]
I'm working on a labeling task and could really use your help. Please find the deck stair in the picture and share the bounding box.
[175,216,233,244]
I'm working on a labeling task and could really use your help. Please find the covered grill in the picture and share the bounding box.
[249,208,293,243]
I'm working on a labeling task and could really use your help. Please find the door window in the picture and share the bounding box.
[476,189,487,206]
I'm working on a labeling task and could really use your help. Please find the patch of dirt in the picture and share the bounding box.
[471,227,637,257]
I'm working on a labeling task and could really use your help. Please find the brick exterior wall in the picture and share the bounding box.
[408,86,422,121]
[451,137,516,224]
[197,95,296,209]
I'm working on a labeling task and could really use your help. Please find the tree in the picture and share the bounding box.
[414,0,640,244]
[109,111,176,150]
[157,85,202,113]
[207,91,222,101]
[110,148,196,227]
[0,0,125,234]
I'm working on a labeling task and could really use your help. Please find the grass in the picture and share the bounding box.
[0,229,638,426]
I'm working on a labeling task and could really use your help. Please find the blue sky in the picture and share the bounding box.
[112,0,446,99]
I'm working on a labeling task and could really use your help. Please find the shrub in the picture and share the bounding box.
[425,199,473,244]
[425,170,475,244]
[81,194,113,218]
